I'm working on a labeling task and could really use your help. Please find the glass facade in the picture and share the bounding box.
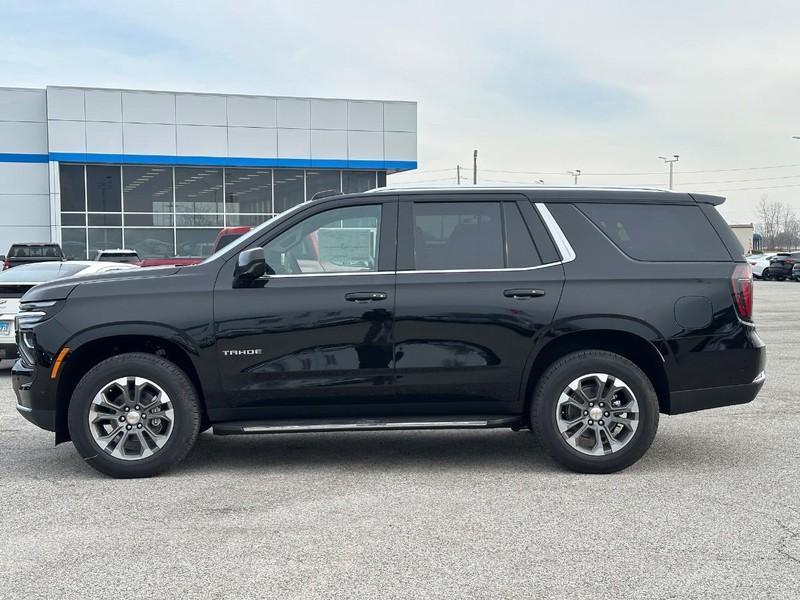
[59,165,383,259]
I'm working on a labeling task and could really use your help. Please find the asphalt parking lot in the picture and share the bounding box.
[1,282,798,600]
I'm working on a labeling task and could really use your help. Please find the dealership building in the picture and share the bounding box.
[0,86,417,259]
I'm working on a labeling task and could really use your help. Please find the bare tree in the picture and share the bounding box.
[756,195,800,250]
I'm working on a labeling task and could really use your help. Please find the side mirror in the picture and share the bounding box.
[234,247,267,286]
[0,255,5,262]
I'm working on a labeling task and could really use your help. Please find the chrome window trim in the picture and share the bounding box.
[535,202,576,264]
[269,270,392,279]
[261,201,577,278]
[398,262,562,275]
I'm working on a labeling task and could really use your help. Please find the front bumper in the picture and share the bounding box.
[12,359,56,432]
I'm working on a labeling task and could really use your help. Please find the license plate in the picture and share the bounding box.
[0,321,9,336]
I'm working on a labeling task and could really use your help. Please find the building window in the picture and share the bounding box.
[59,165,85,212]
[124,228,175,259]
[226,214,272,227]
[225,168,272,215]
[123,166,174,214]
[176,229,218,258]
[306,169,341,200]
[274,169,306,213]
[61,228,87,260]
[175,168,223,214]
[88,228,123,258]
[86,166,121,212]
[58,164,387,259]
[343,171,377,194]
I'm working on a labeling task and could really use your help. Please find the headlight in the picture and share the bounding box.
[15,300,62,366]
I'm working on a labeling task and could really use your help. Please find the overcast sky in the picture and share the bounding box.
[3,0,799,224]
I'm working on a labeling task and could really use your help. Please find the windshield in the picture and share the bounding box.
[202,204,308,264]
[0,262,89,282]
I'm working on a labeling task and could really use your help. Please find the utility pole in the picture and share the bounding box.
[658,155,680,189]
[457,165,461,185]
[473,149,478,185]
[568,169,581,185]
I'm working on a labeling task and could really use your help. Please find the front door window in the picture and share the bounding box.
[263,204,381,274]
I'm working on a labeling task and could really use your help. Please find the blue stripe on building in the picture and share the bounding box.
[0,152,416,171]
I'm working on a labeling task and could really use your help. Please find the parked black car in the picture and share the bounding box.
[12,187,765,478]
[2,243,65,270]
[767,251,800,280]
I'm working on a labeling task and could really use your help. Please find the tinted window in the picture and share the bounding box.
[61,229,87,259]
[123,166,174,213]
[124,228,175,259]
[59,165,85,212]
[264,205,381,274]
[225,168,272,214]
[578,203,731,262]
[273,169,305,213]
[175,168,223,214]
[413,202,504,270]
[88,228,122,256]
[8,245,63,258]
[306,170,341,201]
[343,171,377,194]
[86,166,121,212]
[504,202,541,268]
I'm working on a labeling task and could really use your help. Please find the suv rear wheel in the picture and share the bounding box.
[531,350,659,473]
[67,353,201,478]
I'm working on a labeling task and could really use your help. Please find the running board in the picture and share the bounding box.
[213,415,522,435]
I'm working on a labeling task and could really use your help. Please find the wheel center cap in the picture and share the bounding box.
[126,411,141,425]
[589,407,603,421]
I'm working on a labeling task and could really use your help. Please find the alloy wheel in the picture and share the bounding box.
[87,377,174,460]
[555,373,639,456]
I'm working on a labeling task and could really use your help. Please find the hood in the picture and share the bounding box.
[21,266,181,303]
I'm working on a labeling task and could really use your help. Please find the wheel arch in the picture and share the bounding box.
[522,328,671,419]
[54,327,209,444]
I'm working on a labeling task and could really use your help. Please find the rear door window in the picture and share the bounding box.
[578,203,731,261]
[408,200,550,270]
[413,202,504,270]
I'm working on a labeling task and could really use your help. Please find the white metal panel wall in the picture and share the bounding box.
[0,88,50,253]
[45,86,418,165]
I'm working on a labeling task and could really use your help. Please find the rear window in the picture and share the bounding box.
[578,203,731,262]
[8,245,63,258]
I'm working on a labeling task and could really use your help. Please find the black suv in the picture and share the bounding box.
[12,188,765,478]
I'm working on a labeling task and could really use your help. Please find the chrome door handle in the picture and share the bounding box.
[503,289,546,299]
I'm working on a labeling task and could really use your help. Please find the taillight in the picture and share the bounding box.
[731,263,753,321]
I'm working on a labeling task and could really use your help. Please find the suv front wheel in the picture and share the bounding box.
[531,350,659,473]
[67,353,202,478]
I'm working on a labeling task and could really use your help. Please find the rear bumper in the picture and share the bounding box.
[668,372,765,415]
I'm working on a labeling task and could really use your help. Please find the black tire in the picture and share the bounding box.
[761,269,770,280]
[530,350,659,474]
[67,352,201,478]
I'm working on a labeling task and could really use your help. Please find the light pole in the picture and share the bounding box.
[658,154,680,189]
[568,169,581,185]
[473,150,478,185]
